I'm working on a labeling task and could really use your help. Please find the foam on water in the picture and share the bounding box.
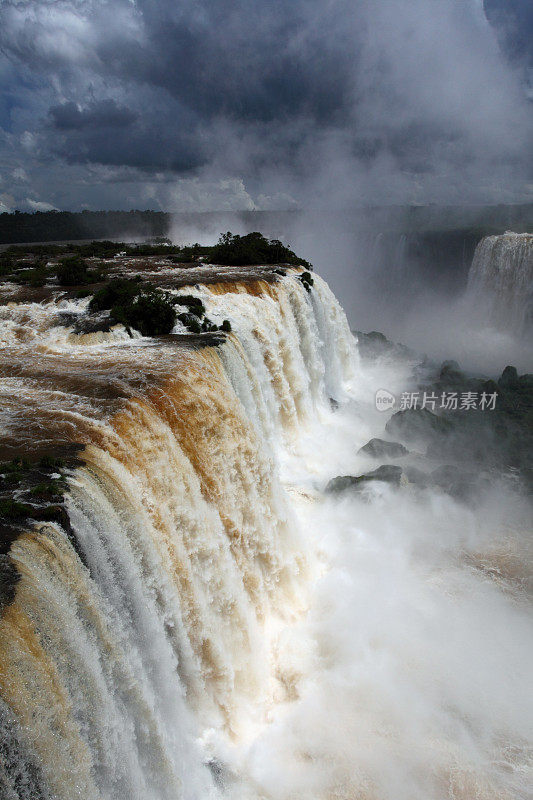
[0,270,531,799]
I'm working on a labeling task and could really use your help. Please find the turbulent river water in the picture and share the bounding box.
[0,266,531,799]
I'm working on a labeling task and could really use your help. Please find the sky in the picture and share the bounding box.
[0,0,531,213]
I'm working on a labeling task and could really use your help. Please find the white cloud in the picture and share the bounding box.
[0,193,14,213]
[26,198,59,211]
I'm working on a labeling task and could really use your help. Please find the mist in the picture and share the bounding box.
[204,349,533,800]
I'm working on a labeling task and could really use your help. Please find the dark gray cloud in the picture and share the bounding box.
[47,98,206,171]
[49,100,138,131]
[484,0,533,75]
[0,0,531,211]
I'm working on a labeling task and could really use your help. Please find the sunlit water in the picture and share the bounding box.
[0,270,531,799]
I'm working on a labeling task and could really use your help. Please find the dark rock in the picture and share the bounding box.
[358,438,409,458]
[74,313,113,334]
[430,465,476,500]
[386,408,453,444]
[438,360,466,386]
[518,373,533,388]
[499,365,519,389]
[0,554,20,611]
[480,378,501,395]
[57,311,81,328]
[354,331,394,359]
[354,330,419,362]
[403,466,430,488]
[326,464,403,494]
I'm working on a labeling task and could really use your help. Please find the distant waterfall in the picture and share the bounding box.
[466,232,533,336]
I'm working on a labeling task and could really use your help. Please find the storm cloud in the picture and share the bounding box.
[0,0,531,210]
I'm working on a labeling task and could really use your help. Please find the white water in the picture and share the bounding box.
[0,272,531,799]
[466,232,533,338]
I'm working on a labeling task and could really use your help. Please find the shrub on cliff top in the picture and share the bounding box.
[89,277,142,311]
[210,231,312,268]
[114,291,176,336]
[89,278,176,336]
[57,256,98,286]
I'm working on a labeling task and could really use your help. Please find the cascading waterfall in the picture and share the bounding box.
[1,268,531,800]
[466,232,533,336]
[0,272,356,799]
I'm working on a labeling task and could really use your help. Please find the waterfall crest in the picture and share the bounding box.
[0,272,357,799]
[3,267,529,800]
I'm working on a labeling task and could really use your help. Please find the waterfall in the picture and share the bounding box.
[466,232,533,336]
[1,269,531,800]
[0,273,357,799]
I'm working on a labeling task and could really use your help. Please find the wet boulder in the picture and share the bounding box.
[354,330,418,362]
[74,312,114,334]
[430,464,476,500]
[438,360,467,388]
[386,407,453,445]
[498,365,519,389]
[358,438,409,459]
[403,466,430,488]
[326,464,403,494]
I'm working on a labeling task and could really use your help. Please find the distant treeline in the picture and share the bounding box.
[1,204,532,247]
[0,210,170,245]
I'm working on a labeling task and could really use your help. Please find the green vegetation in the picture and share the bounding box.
[0,456,70,528]
[0,499,32,520]
[86,277,234,337]
[39,455,64,470]
[177,312,202,333]
[15,264,48,287]
[174,295,206,316]
[0,230,310,290]
[1,229,305,337]
[0,210,169,246]
[89,278,176,336]
[299,270,314,292]
[117,291,177,336]
[210,231,311,268]
[89,277,142,311]
[57,256,101,286]
[30,482,64,500]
